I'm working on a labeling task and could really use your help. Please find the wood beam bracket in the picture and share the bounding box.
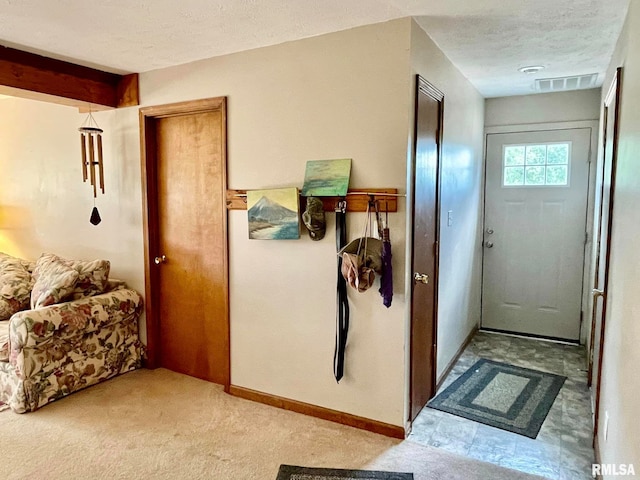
[0,45,139,108]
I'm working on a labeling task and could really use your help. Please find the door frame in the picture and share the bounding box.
[408,75,444,424]
[482,120,599,344]
[138,97,230,389]
[589,67,622,442]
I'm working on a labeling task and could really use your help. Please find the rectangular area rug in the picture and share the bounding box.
[427,358,566,438]
[276,465,413,479]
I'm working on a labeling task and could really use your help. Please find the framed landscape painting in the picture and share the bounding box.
[247,188,300,240]
[301,158,351,197]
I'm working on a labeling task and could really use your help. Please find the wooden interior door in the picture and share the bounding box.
[589,68,622,441]
[140,98,229,387]
[409,76,443,422]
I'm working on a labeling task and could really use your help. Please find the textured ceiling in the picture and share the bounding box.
[415,0,630,97]
[0,0,630,97]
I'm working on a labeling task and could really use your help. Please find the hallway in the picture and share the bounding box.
[409,332,594,480]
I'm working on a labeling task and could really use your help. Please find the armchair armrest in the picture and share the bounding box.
[1,288,143,412]
[9,289,142,354]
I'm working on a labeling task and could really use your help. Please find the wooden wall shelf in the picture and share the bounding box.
[226,188,400,213]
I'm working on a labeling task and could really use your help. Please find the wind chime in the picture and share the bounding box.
[79,111,104,225]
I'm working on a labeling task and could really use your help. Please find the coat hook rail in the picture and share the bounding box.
[225,188,400,212]
[346,191,405,197]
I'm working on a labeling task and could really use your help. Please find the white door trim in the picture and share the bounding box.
[483,119,599,344]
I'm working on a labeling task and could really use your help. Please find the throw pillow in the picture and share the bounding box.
[69,258,111,300]
[31,254,80,309]
[0,254,34,321]
[0,252,37,274]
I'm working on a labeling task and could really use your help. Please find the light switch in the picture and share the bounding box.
[447,210,453,227]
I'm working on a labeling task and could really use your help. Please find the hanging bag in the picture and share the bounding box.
[338,202,382,292]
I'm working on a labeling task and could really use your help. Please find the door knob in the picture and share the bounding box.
[154,255,167,265]
[485,241,494,248]
[486,228,494,235]
[414,272,429,285]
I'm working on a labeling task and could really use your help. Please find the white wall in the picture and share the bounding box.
[408,20,485,380]
[485,89,601,127]
[0,98,145,298]
[139,19,413,426]
[595,3,640,474]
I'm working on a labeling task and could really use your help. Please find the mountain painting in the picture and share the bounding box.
[247,188,300,240]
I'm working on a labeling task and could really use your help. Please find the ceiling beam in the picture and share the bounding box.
[0,45,138,108]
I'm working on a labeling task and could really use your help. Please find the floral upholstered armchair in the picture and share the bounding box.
[0,252,143,412]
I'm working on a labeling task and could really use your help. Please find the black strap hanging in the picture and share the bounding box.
[334,199,349,382]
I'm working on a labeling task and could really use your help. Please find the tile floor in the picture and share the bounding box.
[409,331,595,480]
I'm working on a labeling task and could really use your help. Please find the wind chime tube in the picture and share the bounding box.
[97,133,105,194]
[88,133,97,198]
[80,133,88,181]
[79,111,105,226]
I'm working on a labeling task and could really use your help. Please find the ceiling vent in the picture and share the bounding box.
[535,73,598,92]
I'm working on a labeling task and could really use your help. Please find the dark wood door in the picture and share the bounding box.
[140,98,229,387]
[588,68,622,441]
[410,76,443,422]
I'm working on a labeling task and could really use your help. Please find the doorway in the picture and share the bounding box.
[588,67,622,443]
[139,97,230,388]
[409,75,443,423]
[482,128,592,341]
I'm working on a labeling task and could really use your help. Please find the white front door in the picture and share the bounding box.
[482,128,591,341]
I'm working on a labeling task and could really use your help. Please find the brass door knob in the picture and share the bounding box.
[154,255,167,265]
[414,272,429,285]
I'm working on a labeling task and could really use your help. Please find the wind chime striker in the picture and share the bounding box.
[79,111,104,225]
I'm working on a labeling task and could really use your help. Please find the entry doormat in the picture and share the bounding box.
[427,358,566,438]
[276,465,413,480]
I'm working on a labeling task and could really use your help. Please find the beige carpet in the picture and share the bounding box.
[1,369,545,480]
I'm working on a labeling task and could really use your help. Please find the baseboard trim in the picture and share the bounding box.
[436,325,478,390]
[229,385,405,439]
